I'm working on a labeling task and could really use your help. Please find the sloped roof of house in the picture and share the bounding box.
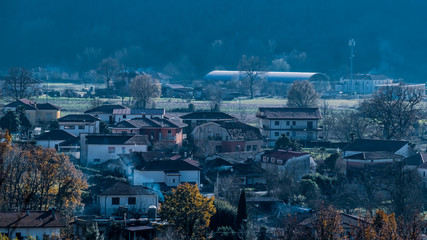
[58,137,80,147]
[264,150,310,161]
[0,211,65,228]
[214,120,262,140]
[115,117,186,129]
[99,181,157,196]
[256,108,321,119]
[84,104,128,114]
[58,114,100,123]
[4,99,61,111]
[86,134,149,145]
[404,152,427,166]
[112,108,165,115]
[345,151,403,160]
[36,103,61,110]
[300,212,366,229]
[34,130,76,141]
[180,111,235,120]
[141,160,201,171]
[343,139,408,153]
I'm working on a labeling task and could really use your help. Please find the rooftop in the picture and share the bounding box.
[343,139,408,153]
[99,181,157,196]
[35,130,76,141]
[4,99,61,111]
[212,120,262,140]
[115,117,186,129]
[180,111,235,120]
[0,211,64,228]
[204,71,329,82]
[86,134,149,145]
[84,104,127,114]
[141,160,201,171]
[257,107,321,119]
[345,151,403,160]
[112,108,165,115]
[264,150,310,160]
[58,114,100,123]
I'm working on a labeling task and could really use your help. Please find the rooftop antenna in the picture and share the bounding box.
[349,39,356,95]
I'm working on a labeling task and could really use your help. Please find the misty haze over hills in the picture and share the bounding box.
[1,0,427,82]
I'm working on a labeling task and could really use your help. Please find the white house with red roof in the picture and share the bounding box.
[261,150,314,180]
[256,107,322,147]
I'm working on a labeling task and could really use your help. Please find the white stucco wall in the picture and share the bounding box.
[99,194,158,216]
[87,144,147,164]
[36,140,64,149]
[133,170,200,186]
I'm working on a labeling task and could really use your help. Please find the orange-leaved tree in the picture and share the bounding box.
[159,183,216,240]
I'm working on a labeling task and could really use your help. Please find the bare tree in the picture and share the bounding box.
[205,84,223,111]
[4,67,40,100]
[287,80,319,108]
[359,83,424,140]
[97,57,119,89]
[130,74,160,109]
[238,55,266,99]
[333,110,370,142]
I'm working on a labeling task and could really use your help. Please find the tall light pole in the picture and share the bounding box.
[349,39,356,95]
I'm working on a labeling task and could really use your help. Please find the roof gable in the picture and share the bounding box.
[141,160,201,171]
[100,181,156,195]
[58,114,100,123]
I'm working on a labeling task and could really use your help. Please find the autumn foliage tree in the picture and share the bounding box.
[159,183,216,240]
[314,205,345,240]
[0,146,87,211]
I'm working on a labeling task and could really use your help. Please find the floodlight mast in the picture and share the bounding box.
[349,39,356,95]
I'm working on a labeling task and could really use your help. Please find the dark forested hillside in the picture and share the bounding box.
[1,0,427,81]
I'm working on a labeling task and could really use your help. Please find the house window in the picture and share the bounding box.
[78,126,85,129]
[64,125,75,129]
[123,115,127,119]
[112,197,120,205]
[274,132,279,137]
[122,147,126,154]
[246,145,251,151]
[424,171,426,177]
[235,146,240,152]
[172,179,176,183]
[286,121,290,126]
[108,147,115,153]
[277,159,283,165]
[292,121,296,126]
[286,132,290,136]
[275,121,280,126]
[263,156,268,162]
[253,145,257,151]
[128,197,136,205]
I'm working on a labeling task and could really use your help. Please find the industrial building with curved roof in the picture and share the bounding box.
[204,70,329,83]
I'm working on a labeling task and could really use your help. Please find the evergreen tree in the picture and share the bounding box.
[99,121,111,134]
[274,134,301,151]
[0,111,19,133]
[16,106,32,134]
[236,190,247,231]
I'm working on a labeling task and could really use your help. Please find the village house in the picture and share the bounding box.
[0,211,64,240]
[179,111,235,134]
[80,134,149,166]
[34,129,76,150]
[58,114,101,135]
[133,160,201,188]
[84,104,165,124]
[191,120,263,157]
[343,139,414,158]
[261,150,315,180]
[98,182,158,216]
[112,108,165,123]
[404,152,427,188]
[112,117,186,151]
[256,107,322,147]
[3,99,61,125]
[335,74,393,95]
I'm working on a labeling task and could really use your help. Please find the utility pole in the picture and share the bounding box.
[349,39,356,95]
